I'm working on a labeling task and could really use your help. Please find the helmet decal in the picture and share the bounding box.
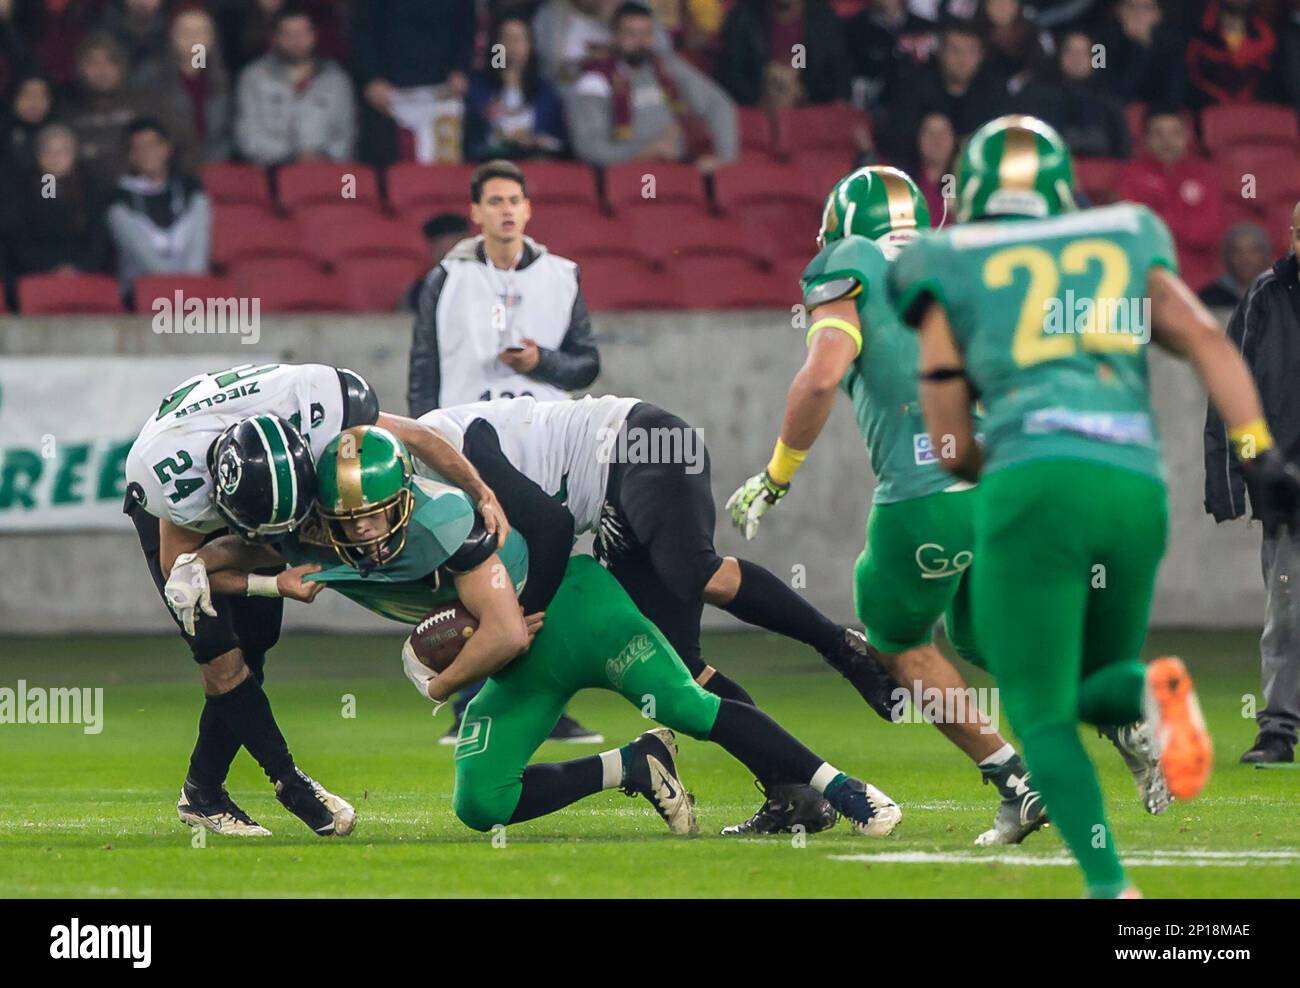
[217,445,243,497]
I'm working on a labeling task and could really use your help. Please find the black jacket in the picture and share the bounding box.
[407,239,600,417]
[717,0,851,106]
[1204,253,1300,522]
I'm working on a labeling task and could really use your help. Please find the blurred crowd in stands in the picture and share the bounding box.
[0,0,1298,312]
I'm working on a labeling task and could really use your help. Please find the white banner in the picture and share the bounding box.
[0,357,234,531]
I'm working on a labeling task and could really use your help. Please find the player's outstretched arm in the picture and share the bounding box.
[1149,267,1300,526]
[726,299,860,540]
[375,411,510,541]
[916,302,981,482]
[190,535,322,601]
[427,553,530,701]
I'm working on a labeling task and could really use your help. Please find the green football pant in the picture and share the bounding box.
[452,556,723,832]
[972,459,1166,895]
[854,487,982,667]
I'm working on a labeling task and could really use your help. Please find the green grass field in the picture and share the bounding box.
[0,629,1296,898]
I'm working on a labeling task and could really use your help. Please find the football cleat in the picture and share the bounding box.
[547,714,605,744]
[1145,656,1213,802]
[274,768,357,837]
[974,786,1048,846]
[1101,721,1171,815]
[719,781,839,836]
[824,778,901,837]
[176,781,271,837]
[621,728,698,835]
[822,628,899,721]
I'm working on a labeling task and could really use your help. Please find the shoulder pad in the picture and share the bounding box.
[442,512,499,575]
[804,276,862,309]
[338,368,380,428]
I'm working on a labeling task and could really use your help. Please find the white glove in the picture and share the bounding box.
[165,552,217,637]
[725,470,790,541]
[401,637,447,717]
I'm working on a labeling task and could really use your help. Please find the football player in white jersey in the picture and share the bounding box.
[125,362,508,837]
[418,394,899,835]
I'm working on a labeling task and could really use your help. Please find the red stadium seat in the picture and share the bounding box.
[200,162,273,207]
[604,161,708,210]
[665,256,792,309]
[520,160,599,207]
[18,273,122,314]
[774,103,869,154]
[134,274,239,310]
[232,257,346,311]
[338,256,426,311]
[533,208,654,264]
[626,206,761,266]
[1075,157,1122,206]
[714,159,821,212]
[277,161,380,210]
[386,162,476,214]
[575,256,675,310]
[212,204,308,269]
[737,199,824,260]
[738,106,775,153]
[295,205,424,266]
[1201,103,1300,152]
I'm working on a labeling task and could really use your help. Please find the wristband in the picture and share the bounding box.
[1229,417,1274,461]
[246,573,282,598]
[766,439,809,486]
[806,316,863,356]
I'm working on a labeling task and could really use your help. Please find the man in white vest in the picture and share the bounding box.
[407,159,600,415]
[408,159,603,743]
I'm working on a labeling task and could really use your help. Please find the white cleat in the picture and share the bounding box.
[622,727,699,835]
[1103,721,1171,815]
[274,768,357,837]
[827,779,902,837]
[177,784,272,837]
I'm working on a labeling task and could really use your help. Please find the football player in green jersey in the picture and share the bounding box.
[726,165,1052,845]
[890,114,1300,897]
[188,424,906,838]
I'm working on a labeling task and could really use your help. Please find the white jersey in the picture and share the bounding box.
[125,363,349,532]
[417,394,638,532]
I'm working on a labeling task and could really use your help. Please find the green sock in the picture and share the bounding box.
[1079,661,1145,727]
[822,772,850,797]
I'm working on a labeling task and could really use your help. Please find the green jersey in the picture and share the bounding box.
[801,234,957,504]
[280,476,529,624]
[889,203,1176,480]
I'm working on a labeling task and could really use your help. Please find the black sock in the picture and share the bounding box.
[699,668,756,706]
[508,756,604,824]
[708,698,823,788]
[722,559,842,656]
[206,676,295,783]
[186,700,243,790]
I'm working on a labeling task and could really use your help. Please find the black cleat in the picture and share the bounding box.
[177,779,271,837]
[720,781,839,835]
[620,728,697,834]
[547,713,605,744]
[822,627,899,721]
[1240,731,1295,765]
[274,767,356,837]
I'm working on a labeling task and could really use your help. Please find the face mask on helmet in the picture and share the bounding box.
[319,489,415,573]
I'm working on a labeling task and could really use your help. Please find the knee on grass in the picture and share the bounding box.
[452,783,519,833]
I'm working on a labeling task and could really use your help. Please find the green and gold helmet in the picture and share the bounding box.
[817,165,931,258]
[956,114,1077,223]
[315,425,415,572]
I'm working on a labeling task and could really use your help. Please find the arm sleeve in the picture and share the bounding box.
[408,266,447,416]
[530,278,601,390]
[1203,291,1251,522]
[461,419,575,613]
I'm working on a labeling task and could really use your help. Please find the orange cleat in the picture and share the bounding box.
[1145,656,1213,801]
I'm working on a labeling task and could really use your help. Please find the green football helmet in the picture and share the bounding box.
[315,424,415,572]
[817,165,931,257]
[956,114,1077,223]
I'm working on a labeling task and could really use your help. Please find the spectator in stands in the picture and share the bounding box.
[1021,0,1097,29]
[1199,222,1271,309]
[534,0,671,86]
[65,32,159,190]
[464,16,566,162]
[564,2,737,170]
[888,18,1008,159]
[18,0,101,89]
[1115,108,1224,290]
[99,0,170,81]
[843,0,938,112]
[717,0,851,107]
[1,73,53,178]
[0,1,35,103]
[106,117,211,293]
[1186,0,1276,109]
[135,6,232,171]
[1204,199,1300,766]
[218,0,348,76]
[646,0,728,74]
[909,110,955,223]
[234,5,356,166]
[1093,0,1184,108]
[2,123,110,277]
[351,0,475,165]
[403,213,470,311]
[975,0,1050,94]
[1017,28,1130,159]
[1275,0,1300,108]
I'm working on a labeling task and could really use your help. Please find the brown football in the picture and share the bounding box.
[408,601,479,673]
